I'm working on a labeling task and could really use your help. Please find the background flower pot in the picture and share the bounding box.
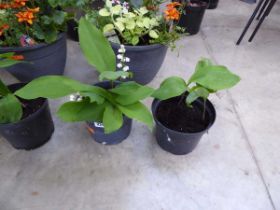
[201,0,219,9]
[177,0,207,35]
[86,81,132,145]
[111,42,168,85]
[0,33,67,82]
[152,95,216,155]
[67,19,79,42]
[0,83,55,150]
[67,0,105,42]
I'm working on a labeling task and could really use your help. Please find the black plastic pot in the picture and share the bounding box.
[0,33,67,82]
[67,0,105,42]
[152,96,216,155]
[177,1,207,35]
[86,81,132,145]
[111,42,168,85]
[0,83,54,150]
[201,0,219,9]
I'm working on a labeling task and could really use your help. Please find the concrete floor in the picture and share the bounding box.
[1,0,280,209]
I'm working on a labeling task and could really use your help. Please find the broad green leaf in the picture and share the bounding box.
[0,79,11,96]
[103,24,115,33]
[186,86,209,106]
[117,102,153,129]
[0,94,22,124]
[0,53,14,58]
[57,99,105,122]
[99,71,131,81]
[188,59,240,91]
[152,76,187,100]
[110,82,154,105]
[15,76,94,99]
[149,30,158,39]
[79,18,116,73]
[52,10,67,25]
[99,8,110,16]
[103,104,123,133]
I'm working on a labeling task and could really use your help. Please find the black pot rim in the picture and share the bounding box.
[0,33,66,52]
[152,97,216,135]
[110,41,167,51]
[186,0,208,9]
[0,83,48,127]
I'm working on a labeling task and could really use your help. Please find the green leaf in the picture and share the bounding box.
[131,36,139,45]
[15,76,94,99]
[188,59,241,91]
[79,18,116,73]
[0,59,22,68]
[103,24,114,33]
[99,71,131,81]
[117,102,153,129]
[103,104,123,133]
[149,30,159,39]
[52,10,67,25]
[152,76,187,100]
[99,8,110,16]
[110,82,154,105]
[115,21,125,32]
[0,94,22,124]
[57,99,105,122]
[0,79,11,96]
[186,86,209,106]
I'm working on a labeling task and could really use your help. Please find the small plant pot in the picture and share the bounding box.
[86,81,132,145]
[201,0,219,9]
[0,83,55,150]
[0,33,67,82]
[152,95,216,155]
[177,0,207,35]
[111,42,168,85]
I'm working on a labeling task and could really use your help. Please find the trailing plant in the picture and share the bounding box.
[0,0,76,47]
[16,18,154,134]
[152,58,241,118]
[86,0,184,47]
[0,52,24,123]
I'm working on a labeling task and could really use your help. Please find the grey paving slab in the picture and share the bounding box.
[0,0,280,209]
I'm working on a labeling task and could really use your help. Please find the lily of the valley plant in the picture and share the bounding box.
[16,18,154,133]
[87,0,183,47]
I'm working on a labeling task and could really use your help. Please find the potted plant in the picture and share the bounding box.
[176,0,208,35]
[0,53,54,150]
[151,58,240,155]
[16,18,154,145]
[86,0,183,84]
[0,0,69,82]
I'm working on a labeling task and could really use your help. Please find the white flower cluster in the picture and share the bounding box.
[69,93,83,102]
[117,44,130,79]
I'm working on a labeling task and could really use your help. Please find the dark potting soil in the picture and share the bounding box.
[156,97,210,133]
[19,97,45,120]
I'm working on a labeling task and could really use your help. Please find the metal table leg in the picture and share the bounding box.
[248,0,277,42]
[236,0,266,45]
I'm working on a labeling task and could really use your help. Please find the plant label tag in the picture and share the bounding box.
[94,122,104,128]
